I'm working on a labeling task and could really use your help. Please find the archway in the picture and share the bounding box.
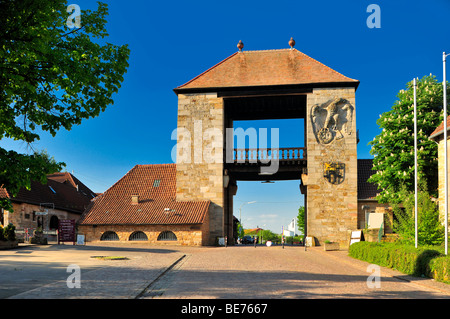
[49,215,59,230]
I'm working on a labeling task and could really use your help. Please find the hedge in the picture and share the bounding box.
[348,241,449,282]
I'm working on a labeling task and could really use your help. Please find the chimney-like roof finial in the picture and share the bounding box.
[289,37,295,49]
[237,40,244,52]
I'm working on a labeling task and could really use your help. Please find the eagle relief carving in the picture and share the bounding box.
[311,97,354,144]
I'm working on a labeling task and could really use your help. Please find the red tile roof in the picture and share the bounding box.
[0,173,96,213]
[430,115,450,140]
[78,164,210,225]
[174,49,359,92]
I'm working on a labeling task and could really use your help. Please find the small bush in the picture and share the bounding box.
[0,225,5,241]
[3,223,16,241]
[429,256,450,283]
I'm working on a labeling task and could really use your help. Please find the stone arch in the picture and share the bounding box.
[49,215,59,230]
[129,231,148,241]
[157,230,177,241]
[100,231,119,241]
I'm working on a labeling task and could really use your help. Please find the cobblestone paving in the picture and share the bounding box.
[2,243,450,299]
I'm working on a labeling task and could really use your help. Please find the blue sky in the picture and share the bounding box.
[2,0,450,233]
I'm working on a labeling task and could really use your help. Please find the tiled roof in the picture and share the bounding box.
[430,115,450,140]
[47,172,97,199]
[0,173,95,213]
[175,49,359,91]
[357,159,379,200]
[78,164,210,225]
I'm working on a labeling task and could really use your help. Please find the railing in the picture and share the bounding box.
[232,147,306,164]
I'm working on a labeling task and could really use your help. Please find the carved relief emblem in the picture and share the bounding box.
[311,98,354,144]
[323,162,345,185]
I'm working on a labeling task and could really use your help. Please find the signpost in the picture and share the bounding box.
[58,219,76,245]
[350,230,364,245]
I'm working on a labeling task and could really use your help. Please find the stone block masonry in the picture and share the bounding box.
[175,93,224,246]
[78,224,208,246]
[306,88,358,247]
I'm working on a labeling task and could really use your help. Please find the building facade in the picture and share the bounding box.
[0,172,96,240]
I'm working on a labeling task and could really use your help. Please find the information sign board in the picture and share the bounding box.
[58,219,76,245]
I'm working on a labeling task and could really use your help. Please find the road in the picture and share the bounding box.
[1,243,449,299]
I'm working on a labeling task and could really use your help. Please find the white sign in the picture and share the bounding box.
[76,235,85,245]
[35,211,48,216]
[368,213,384,229]
[350,230,363,245]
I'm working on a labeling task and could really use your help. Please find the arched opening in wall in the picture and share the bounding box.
[49,215,59,230]
[226,117,306,246]
[100,231,119,241]
[233,180,305,245]
[129,231,148,241]
[157,231,177,241]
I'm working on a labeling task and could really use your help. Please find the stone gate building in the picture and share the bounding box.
[173,40,360,246]
[79,39,366,246]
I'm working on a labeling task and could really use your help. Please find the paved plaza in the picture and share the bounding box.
[1,243,450,299]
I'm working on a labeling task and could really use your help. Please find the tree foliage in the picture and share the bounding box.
[392,185,444,246]
[296,206,305,236]
[0,0,130,210]
[368,75,448,204]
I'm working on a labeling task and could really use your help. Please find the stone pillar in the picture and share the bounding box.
[306,88,358,247]
[175,93,224,245]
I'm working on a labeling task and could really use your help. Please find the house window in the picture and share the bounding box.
[129,231,148,241]
[153,179,161,187]
[157,231,177,241]
[100,231,119,241]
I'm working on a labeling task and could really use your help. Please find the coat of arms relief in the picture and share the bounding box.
[311,97,354,144]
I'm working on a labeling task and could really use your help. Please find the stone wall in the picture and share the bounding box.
[78,224,207,246]
[3,202,80,230]
[175,93,224,245]
[305,88,358,247]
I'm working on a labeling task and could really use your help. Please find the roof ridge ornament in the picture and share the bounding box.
[237,40,244,52]
[289,37,295,49]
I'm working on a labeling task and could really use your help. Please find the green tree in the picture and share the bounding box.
[236,222,245,239]
[368,75,448,204]
[260,229,279,242]
[296,206,305,236]
[392,185,444,246]
[0,0,130,211]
